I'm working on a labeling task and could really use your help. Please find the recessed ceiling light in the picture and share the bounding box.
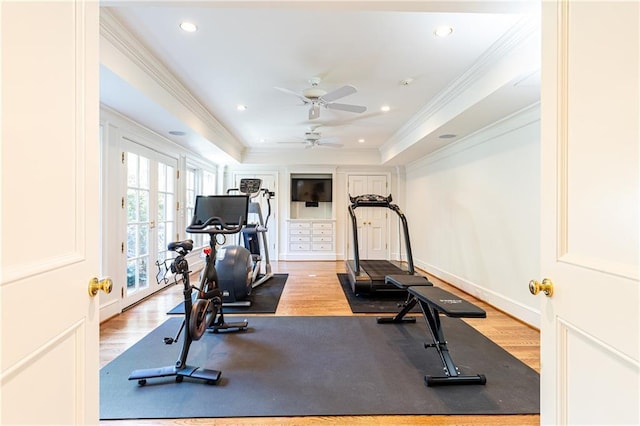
[380,105,391,112]
[358,138,365,144]
[179,22,198,33]
[434,25,453,38]
[236,105,247,111]
[439,133,457,139]
[168,130,186,136]
[259,138,266,143]
[400,78,414,86]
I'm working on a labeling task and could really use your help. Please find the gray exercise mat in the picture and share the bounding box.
[100,316,539,419]
[167,274,288,315]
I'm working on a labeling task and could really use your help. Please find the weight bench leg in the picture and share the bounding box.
[376,295,418,324]
[418,300,486,386]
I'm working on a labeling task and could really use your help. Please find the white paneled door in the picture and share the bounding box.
[539,1,639,424]
[1,2,100,424]
[347,175,389,260]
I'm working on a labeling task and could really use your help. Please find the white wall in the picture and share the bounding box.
[405,104,541,326]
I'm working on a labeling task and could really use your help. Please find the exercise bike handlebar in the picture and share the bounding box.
[186,216,246,234]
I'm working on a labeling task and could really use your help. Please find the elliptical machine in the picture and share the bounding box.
[217,178,275,307]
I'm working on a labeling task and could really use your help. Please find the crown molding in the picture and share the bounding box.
[382,14,540,151]
[100,8,243,158]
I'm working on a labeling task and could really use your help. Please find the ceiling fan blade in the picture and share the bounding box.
[309,104,320,120]
[274,86,309,103]
[320,85,357,103]
[325,102,367,113]
[318,142,344,148]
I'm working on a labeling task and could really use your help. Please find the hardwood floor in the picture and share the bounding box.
[100,261,540,426]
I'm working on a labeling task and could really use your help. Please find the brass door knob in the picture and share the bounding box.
[88,277,113,297]
[529,278,554,297]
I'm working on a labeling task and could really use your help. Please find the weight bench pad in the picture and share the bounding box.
[408,286,486,318]
[385,274,432,289]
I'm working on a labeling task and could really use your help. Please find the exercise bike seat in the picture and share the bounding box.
[168,239,194,253]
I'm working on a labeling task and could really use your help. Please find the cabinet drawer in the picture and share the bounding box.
[290,222,311,229]
[312,243,332,251]
[312,222,333,230]
[313,236,332,243]
[290,235,310,243]
[312,229,332,236]
[290,229,311,236]
[290,243,311,251]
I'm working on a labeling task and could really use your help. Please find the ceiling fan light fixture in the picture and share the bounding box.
[434,25,453,38]
[179,22,198,33]
[303,87,327,99]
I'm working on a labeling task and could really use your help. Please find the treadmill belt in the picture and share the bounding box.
[359,260,406,281]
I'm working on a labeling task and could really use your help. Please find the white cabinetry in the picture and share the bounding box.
[287,219,335,260]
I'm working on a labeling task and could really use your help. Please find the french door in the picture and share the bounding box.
[347,175,389,260]
[122,141,178,307]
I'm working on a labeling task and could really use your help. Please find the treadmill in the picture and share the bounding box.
[345,194,416,295]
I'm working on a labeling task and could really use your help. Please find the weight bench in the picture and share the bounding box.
[378,274,487,386]
[376,274,433,324]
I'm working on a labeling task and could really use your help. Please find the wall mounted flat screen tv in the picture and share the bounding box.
[291,178,332,202]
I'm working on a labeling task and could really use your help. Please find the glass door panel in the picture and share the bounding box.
[157,162,175,264]
[126,152,150,296]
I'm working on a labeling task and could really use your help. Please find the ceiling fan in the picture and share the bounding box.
[275,77,367,120]
[277,129,343,149]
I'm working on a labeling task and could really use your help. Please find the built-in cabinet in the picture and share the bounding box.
[289,220,334,252]
[286,171,336,260]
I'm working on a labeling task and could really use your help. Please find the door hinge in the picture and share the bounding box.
[121,152,125,164]
[121,287,124,298]
[176,233,179,241]
[176,170,180,179]
[121,197,125,209]
[121,242,124,253]
[176,201,180,211]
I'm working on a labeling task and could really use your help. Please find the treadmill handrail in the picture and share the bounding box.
[347,193,415,275]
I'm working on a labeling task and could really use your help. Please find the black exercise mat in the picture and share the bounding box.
[100,316,539,419]
[167,274,288,315]
[337,273,421,314]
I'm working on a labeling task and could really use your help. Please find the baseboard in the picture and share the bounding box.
[99,298,121,323]
[415,260,540,328]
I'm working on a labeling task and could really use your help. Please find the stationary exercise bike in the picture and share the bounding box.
[128,195,250,386]
[218,178,275,306]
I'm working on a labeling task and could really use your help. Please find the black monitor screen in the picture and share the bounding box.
[291,178,332,202]
[190,195,249,227]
